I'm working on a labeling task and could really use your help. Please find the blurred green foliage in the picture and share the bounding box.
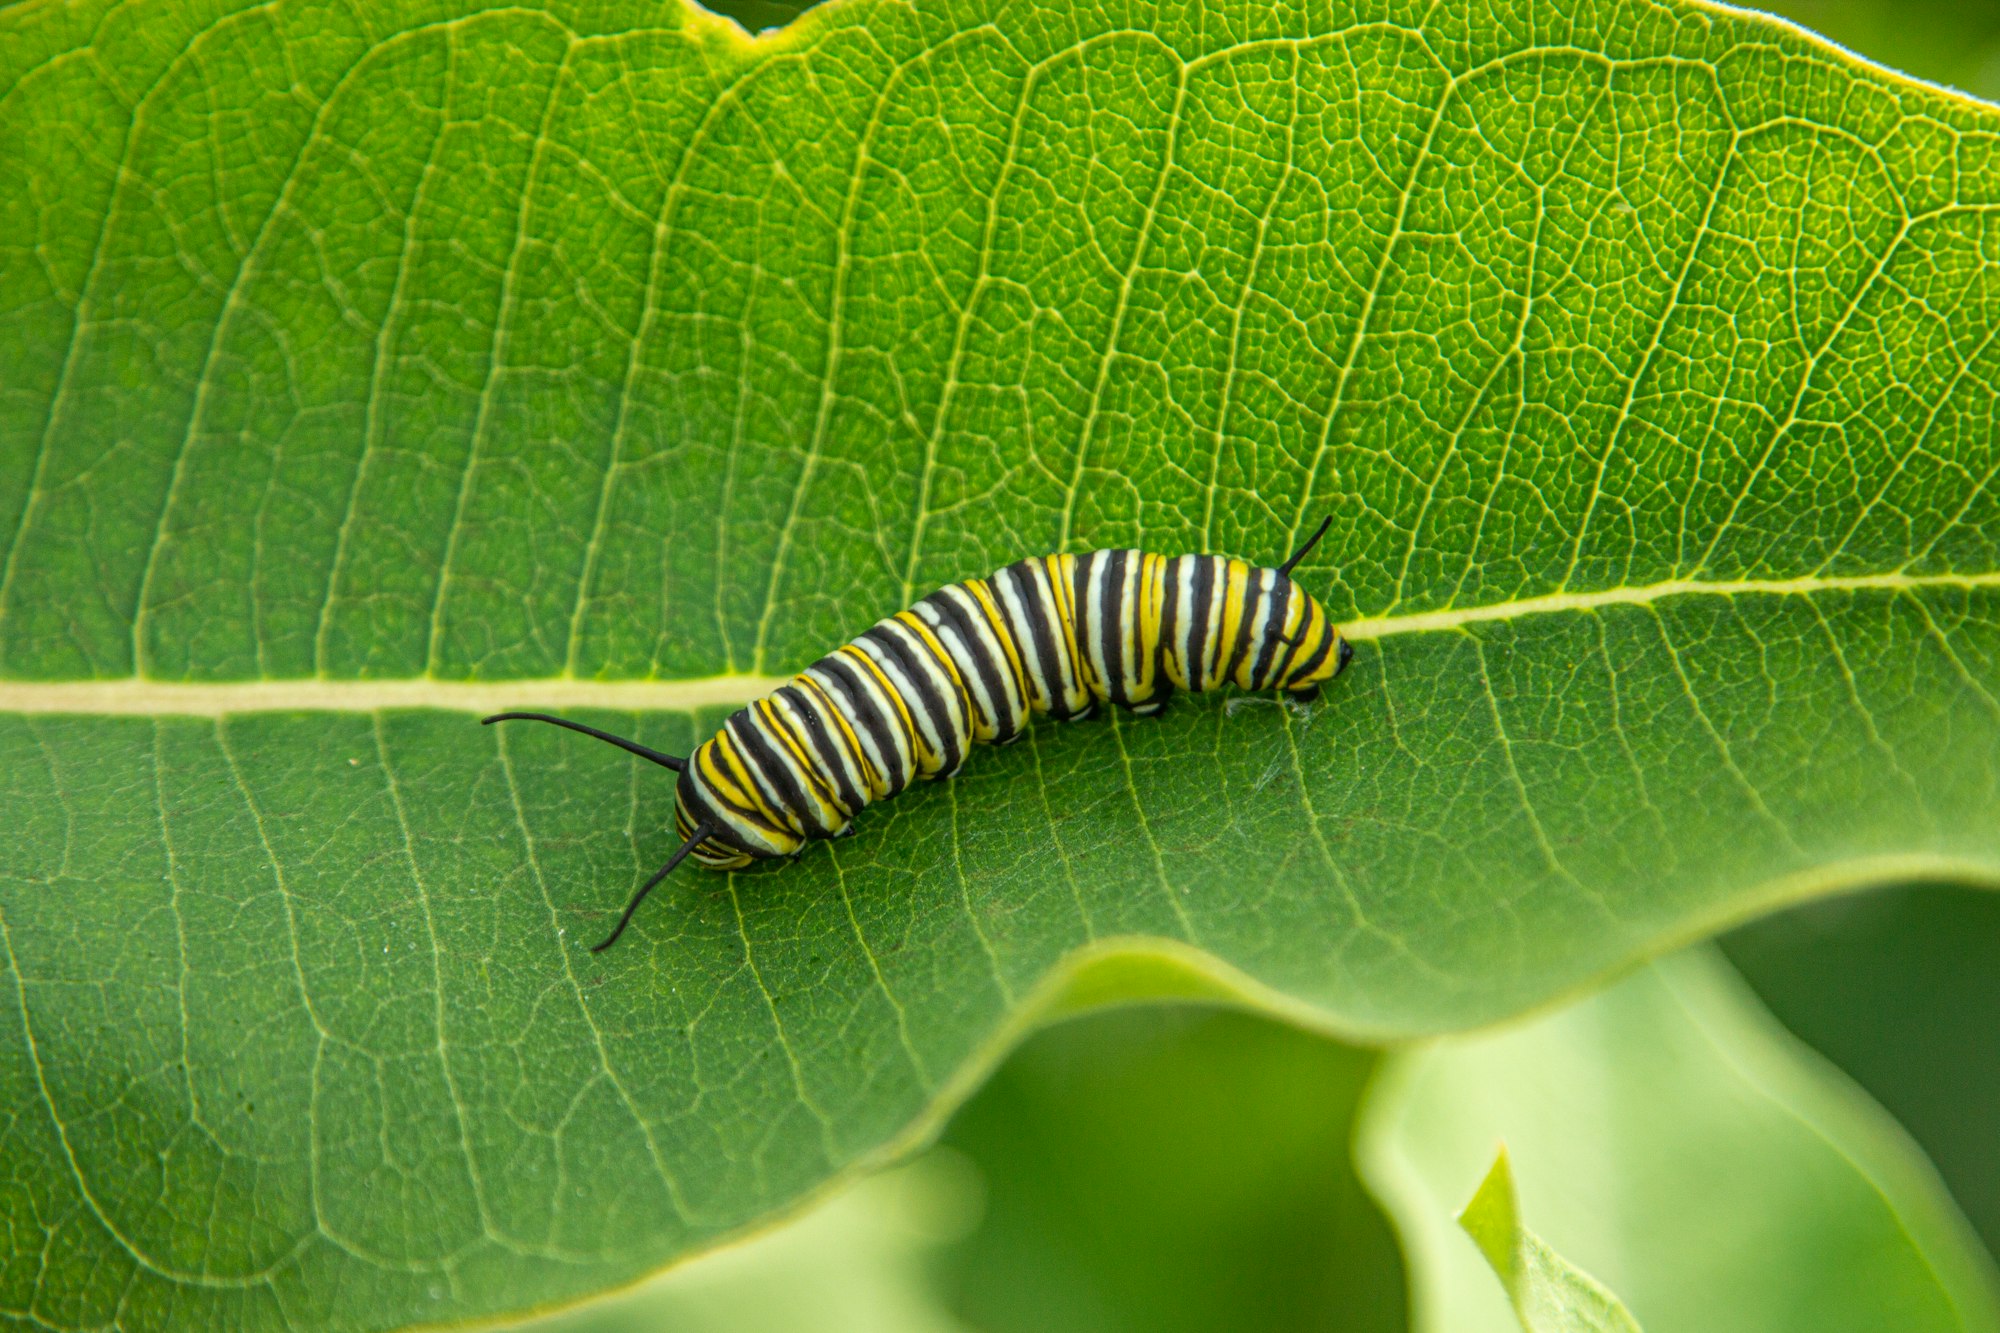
[1455,1152,1640,1333]
[1724,887,2000,1262]
[933,1006,1405,1333]
[515,933,2000,1333]
[1753,0,2000,101]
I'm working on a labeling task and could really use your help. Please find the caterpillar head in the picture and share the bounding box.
[1266,589,1352,703]
[1265,515,1355,704]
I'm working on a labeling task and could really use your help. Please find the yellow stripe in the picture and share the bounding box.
[1274,591,1310,676]
[1125,553,1158,695]
[700,732,768,824]
[1041,554,1087,699]
[728,718,807,831]
[1136,553,1167,689]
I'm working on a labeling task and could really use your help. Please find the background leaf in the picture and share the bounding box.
[1722,883,2000,1262]
[1456,1150,1642,1333]
[1357,949,2000,1333]
[4,0,2000,1327]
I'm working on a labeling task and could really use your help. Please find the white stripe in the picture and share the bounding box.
[1081,551,1113,699]
[1119,552,1146,697]
[1179,557,1200,690]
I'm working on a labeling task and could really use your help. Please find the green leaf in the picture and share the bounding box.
[4,0,2000,1327]
[1357,949,2000,1333]
[1457,1150,1642,1333]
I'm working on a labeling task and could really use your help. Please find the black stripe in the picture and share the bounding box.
[1188,554,1216,691]
[1002,561,1073,719]
[819,655,908,795]
[1250,575,1292,687]
[757,699,842,814]
[1071,553,1097,697]
[779,684,864,817]
[928,589,1014,736]
[730,712,830,838]
[863,626,966,776]
[1224,567,1266,685]
[1102,549,1128,705]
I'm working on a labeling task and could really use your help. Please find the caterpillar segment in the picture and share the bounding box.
[485,517,1355,952]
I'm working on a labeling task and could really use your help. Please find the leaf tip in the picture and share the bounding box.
[1458,1144,1521,1282]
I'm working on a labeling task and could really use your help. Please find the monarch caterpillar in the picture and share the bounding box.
[487,518,1354,951]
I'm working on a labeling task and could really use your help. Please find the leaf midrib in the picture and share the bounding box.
[0,569,1989,715]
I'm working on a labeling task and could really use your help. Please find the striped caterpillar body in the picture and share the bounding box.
[487,518,1354,951]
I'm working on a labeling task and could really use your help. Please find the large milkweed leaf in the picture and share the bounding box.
[2,0,1998,1327]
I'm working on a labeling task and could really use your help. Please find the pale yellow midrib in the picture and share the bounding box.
[1,570,1993,716]
[1341,569,2000,638]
